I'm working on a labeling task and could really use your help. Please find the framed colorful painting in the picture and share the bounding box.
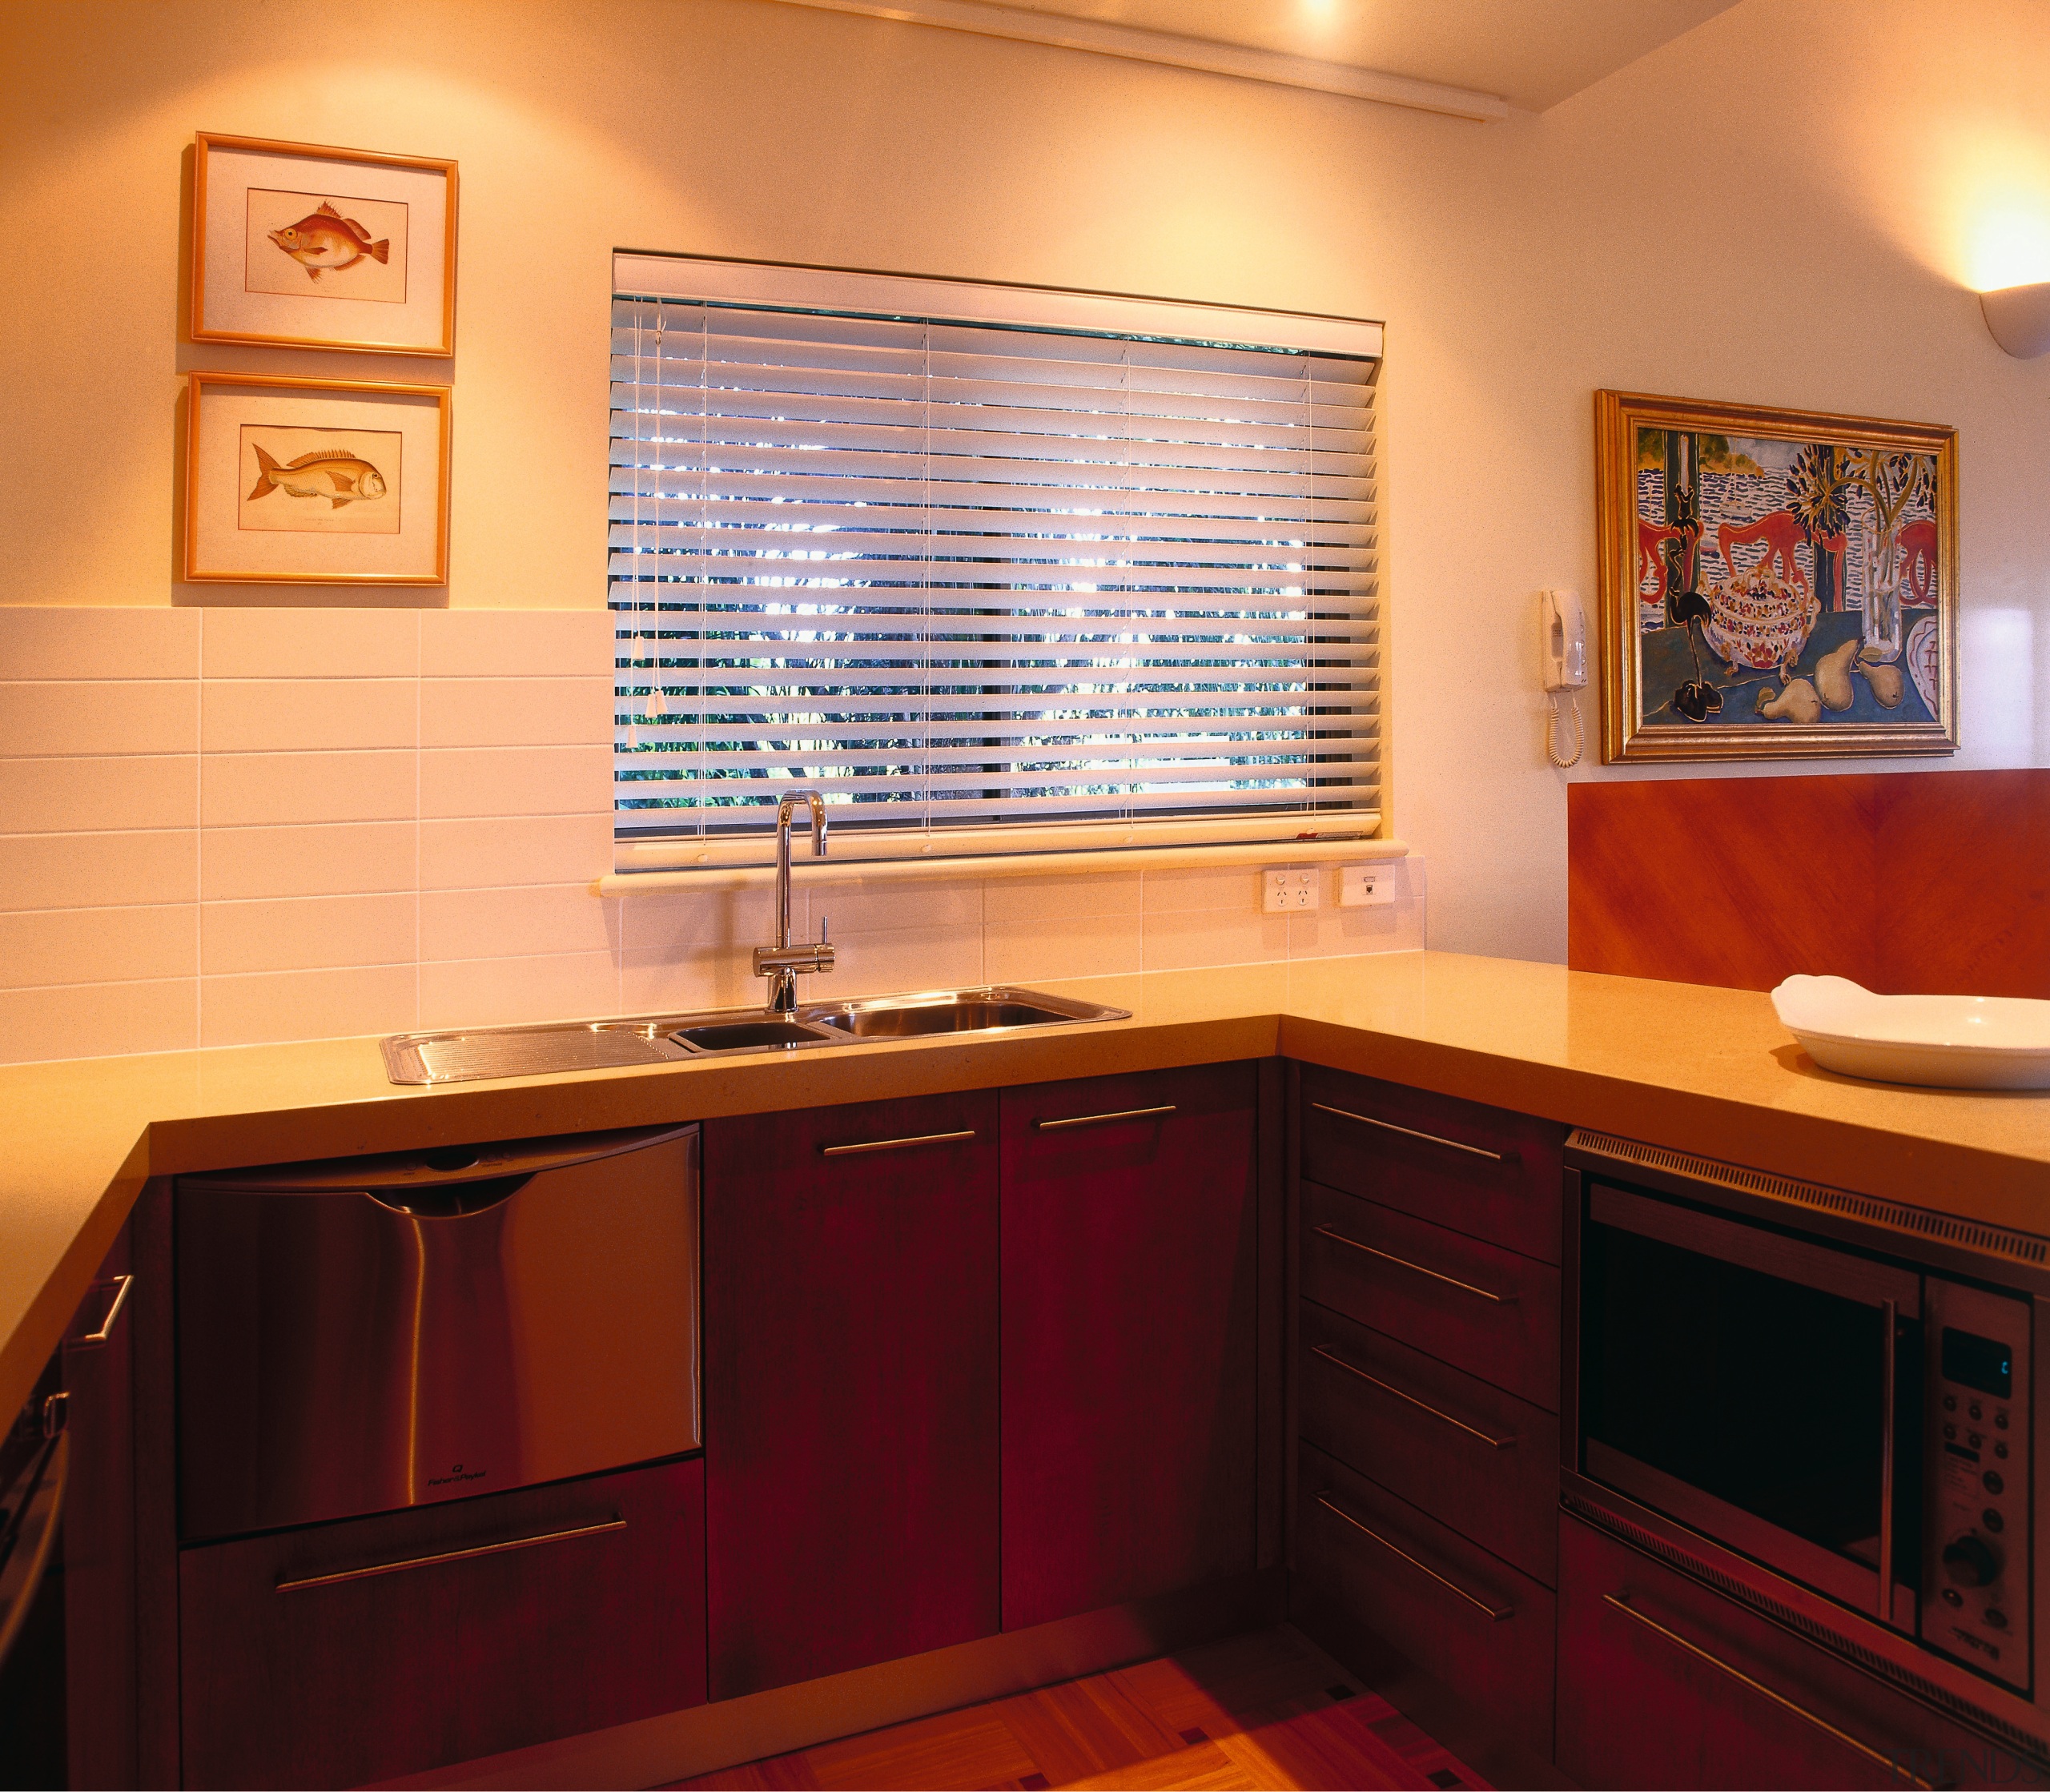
[191,133,456,356]
[1596,391,1958,762]
[184,372,450,585]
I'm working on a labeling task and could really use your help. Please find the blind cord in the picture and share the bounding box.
[1546,691,1583,769]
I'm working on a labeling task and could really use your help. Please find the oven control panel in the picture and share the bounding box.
[1923,1280,2031,1693]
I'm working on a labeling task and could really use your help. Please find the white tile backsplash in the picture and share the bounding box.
[199,749,416,828]
[0,754,197,834]
[0,681,197,756]
[199,608,419,680]
[200,822,417,902]
[0,609,200,681]
[418,745,611,818]
[0,608,1424,1064]
[201,678,418,753]
[199,892,418,976]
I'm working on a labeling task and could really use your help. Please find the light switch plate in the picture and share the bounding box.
[1340,865,1397,907]
[1264,868,1320,912]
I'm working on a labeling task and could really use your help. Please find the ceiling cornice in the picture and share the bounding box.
[762,0,1513,121]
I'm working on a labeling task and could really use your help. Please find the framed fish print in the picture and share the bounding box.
[191,133,457,356]
[184,372,450,585]
[1595,390,1959,762]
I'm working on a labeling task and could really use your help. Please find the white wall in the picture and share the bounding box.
[4,0,2050,1055]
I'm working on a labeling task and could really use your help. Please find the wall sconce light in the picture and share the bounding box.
[1982,281,2050,357]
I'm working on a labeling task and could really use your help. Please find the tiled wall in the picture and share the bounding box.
[0,609,1424,1065]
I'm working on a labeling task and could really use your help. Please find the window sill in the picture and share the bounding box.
[595,835,1407,897]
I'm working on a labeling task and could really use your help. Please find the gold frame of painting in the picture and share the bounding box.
[191,131,458,356]
[1596,389,1959,763]
[183,370,452,586]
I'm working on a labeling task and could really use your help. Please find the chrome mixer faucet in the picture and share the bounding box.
[753,790,834,1015]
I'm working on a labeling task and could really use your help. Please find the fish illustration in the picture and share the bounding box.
[267,202,389,281]
[247,446,388,509]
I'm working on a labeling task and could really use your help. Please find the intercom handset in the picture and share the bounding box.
[1539,589,1586,765]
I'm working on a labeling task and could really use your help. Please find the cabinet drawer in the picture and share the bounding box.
[1293,1442,1554,1758]
[179,1458,706,1790]
[1300,1065,1562,1264]
[1558,1513,2028,1790]
[1301,1181,1560,1410]
[1299,1301,1558,1585]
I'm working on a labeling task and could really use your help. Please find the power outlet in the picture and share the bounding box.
[1340,864,1397,907]
[1264,868,1320,912]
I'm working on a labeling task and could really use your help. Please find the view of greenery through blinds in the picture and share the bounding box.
[608,293,1380,841]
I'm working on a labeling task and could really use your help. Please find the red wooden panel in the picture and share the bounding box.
[1871,769,2050,996]
[703,1092,1000,1700]
[1570,769,2050,998]
[1569,774,1881,992]
[999,1063,1259,1632]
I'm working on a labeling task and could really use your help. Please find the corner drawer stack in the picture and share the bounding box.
[1291,1065,1565,1756]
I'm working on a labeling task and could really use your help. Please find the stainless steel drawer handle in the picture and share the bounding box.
[822,1128,977,1158]
[69,1274,134,1350]
[1311,1225,1515,1304]
[1035,1104,1176,1131]
[1309,1344,1516,1448]
[1311,1102,1505,1163]
[1602,1594,1932,1790]
[276,1516,627,1593]
[1315,1493,1513,1621]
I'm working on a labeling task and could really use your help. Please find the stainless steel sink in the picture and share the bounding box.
[802,987,1126,1039]
[380,986,1129,1085]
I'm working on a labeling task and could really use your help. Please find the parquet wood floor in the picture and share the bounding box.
[671,1625,1490,1792]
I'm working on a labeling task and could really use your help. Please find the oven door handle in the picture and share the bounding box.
[1877,1297,1897,1626]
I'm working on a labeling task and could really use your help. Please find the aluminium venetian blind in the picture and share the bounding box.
[609,271,1380,846]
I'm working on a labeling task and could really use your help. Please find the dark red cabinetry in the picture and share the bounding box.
[999,1062,1260,1630]
[64,1228,139,1792]
[179,1458,706,1790]
[702,1091,1001,1699]
[1556,1513,2013,1790]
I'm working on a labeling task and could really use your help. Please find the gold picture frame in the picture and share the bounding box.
[1597,390,1959,762]
[192,132,457,356]
[184,371,451,585]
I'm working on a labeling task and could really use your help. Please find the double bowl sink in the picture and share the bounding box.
[380,986,1131,1086]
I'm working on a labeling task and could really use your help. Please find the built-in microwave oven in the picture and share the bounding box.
[1565,1132,2047,1738]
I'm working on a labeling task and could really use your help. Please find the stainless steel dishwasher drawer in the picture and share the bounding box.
[176,1123,698,1541]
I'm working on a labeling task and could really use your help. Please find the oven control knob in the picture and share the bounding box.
[1943,1535,2001,1588]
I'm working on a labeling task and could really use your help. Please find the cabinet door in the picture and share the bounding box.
[62,1229,139,1791]
[1000,1063,1258,1631]
[704,1092,1000,1699]
[179,1458,706,1790]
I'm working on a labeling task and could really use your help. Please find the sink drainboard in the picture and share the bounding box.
[380,986,1130,1086]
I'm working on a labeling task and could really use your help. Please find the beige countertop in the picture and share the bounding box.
[6,949,2050,1419]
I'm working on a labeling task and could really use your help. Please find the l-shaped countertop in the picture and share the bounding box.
[6,949,2049,1418]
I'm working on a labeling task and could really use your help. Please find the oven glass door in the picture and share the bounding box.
[1580,1181,1923,1626]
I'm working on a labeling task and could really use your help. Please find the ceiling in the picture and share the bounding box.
[950,0,1747,111]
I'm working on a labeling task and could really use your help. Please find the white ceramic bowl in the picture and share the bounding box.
[1771,974,2050,1090]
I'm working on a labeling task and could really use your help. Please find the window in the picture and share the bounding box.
[609,254,1381,870]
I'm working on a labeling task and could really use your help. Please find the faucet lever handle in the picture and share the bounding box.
[819,914,830,946]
